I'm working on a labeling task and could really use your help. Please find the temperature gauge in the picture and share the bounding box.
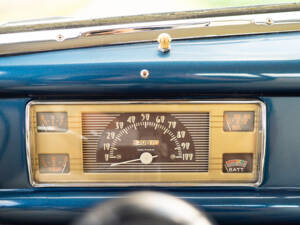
[36,112,68,132]
[39,154,70,173]
[224,111,254,132]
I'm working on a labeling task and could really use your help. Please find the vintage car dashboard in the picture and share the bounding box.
[2,12,300,224]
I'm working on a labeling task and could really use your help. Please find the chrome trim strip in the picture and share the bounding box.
[25,100,266,188]
[2,3,300,33]
[1,11,300,56]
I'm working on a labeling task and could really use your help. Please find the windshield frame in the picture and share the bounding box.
[1,3,300,56]
[1,3,300,34]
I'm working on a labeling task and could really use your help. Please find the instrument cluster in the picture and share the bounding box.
[27,101,265,187]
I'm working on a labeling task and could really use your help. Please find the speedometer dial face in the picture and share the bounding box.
[83,113,209,173]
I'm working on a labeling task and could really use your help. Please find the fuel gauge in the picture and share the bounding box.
[224,111,254,132]
[37,112,68,132]
[39,154,70,173]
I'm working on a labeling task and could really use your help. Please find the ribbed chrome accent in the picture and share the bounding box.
[172,113,209,168]
[82,113,117,172]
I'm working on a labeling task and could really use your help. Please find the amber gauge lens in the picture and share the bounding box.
[36,112,68,132]
[223,111,254,132]
[39,154,70,173]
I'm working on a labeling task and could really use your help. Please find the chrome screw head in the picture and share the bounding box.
[56,34,65,42]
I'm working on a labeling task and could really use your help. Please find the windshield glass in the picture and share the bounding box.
[1,0,298,25]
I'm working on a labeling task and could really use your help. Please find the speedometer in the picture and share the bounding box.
[84,113,209,173]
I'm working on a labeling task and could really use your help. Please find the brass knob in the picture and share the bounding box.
[157,33,171,52]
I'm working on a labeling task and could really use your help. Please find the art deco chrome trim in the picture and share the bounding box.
[25,100,266,188]
[1,8,300,56]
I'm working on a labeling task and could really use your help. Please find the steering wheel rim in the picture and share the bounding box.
[74,191,215,225]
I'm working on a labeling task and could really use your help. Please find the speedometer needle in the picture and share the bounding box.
[110,152,158,167]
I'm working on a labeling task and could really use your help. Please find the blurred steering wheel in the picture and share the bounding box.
[75,192,215,225]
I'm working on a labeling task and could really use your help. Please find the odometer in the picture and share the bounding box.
[86,113,209,173]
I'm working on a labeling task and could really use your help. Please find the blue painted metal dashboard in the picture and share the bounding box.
[0,32,300,224]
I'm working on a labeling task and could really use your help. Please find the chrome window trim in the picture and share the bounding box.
[25,100,266,188]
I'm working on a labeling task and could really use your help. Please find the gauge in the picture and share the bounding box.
[83,112,210,173]
[37,112,68,132]
[223,153,253,173]
[223,111,254,132]
[39,154,70,173]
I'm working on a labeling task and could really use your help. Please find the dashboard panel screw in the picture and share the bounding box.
[56,34,65,42]
[140,69,150,79]
[266,18,273,25]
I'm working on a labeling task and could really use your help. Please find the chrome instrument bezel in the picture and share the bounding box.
[26,100,266,187]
